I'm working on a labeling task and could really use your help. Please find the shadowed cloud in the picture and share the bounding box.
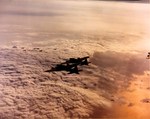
[91,51,148,77]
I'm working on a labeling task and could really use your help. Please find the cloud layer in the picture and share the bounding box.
[91,51,149,77]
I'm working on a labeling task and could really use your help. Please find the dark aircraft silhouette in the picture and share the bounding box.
[64,56,90,65]
[45,56,90,74]
[147,52,150,59]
